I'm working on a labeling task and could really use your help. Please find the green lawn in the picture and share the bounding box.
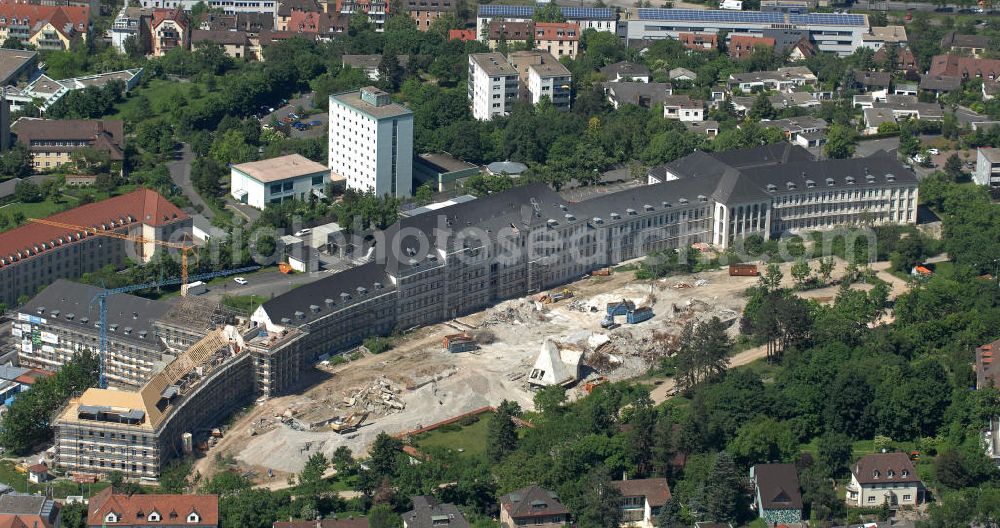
[0,460,110,498]
[110,79,203,121]
[412,413,492,458]
[0,196,79,228]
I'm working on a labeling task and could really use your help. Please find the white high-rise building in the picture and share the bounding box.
[468,53,518,121]
[329,87,414,198]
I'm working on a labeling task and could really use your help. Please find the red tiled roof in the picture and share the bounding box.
[611,478,671,507]
[0,2,89,40]
[534,22,578,42]
[151,7,187,30]
[448,28,475,41]
[852,453,920,485]
[929,54,1000,79]
[678,32,717,50]
[287,10,345,34]
[0,515,28,528]
[729,35,775,59]
[0,188,187,267]
[27,464,47,474]
[88,488,219,527]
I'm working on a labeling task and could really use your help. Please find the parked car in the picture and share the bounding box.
[233,277,248,285]
[294,228,312,236]
[288,112,300,119]
[927,148,940,155]
[308,120,322,127]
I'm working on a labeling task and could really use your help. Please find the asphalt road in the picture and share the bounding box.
[202,267,332,303]
[168,143,214,220]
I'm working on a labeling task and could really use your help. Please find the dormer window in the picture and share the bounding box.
[901,470,909,477]
[187,512,200,523]
[872,470,880,479]
[148,511,161,522]
[766,184,777,192]
[888,470,895,478]
[846,176,855,184]
[806,180,815,188]
[105,513,119,523]
[826,178,834,186]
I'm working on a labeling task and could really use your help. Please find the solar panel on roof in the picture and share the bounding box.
[478,4,534,16]
[789,13,865,25]
[561,6,613,19]
[636,8,783,23]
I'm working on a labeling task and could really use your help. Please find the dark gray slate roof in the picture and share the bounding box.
[260,261,392,326]
[599,61,650,79]
[403,496,469,528]
[20,279,169,347]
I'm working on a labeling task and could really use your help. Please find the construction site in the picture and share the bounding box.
[194,264,756,482]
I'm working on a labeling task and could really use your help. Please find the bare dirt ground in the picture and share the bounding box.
[193,264,757,485]
[194,256,915,485]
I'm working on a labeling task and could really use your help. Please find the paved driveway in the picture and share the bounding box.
[168,143,214,220]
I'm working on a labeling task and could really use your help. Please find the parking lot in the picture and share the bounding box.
[260,92,327,139]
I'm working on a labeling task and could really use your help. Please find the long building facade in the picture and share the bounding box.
[249,144,917,397]
[0,188,190,308]
[53,145,917,480]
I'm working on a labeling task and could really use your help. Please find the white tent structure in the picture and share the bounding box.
[528,339,583,387]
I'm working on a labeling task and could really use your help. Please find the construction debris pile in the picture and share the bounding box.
[483,298,548,327]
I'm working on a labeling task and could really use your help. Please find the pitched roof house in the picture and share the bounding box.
[600,61,651,83]
[940,31,990,57]
[976,338,1000,389]
[0,3,89,50]
[0,494,60,528]
[149,7,189,57]
[11,118,125,171]
[402,496,469,528]
[87,487,219,528]
[500,485,569,528]
[846,453,921,508]
[728,35,775,60]
[929,54,1000,80]
[611,478,671,528]
[750,464,802,525]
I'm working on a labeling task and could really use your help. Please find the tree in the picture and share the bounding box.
[332,446,355,474]
[299,452,327,488]
[369,503,401,528]
[413,183,434,205]
[943,153,965,182]
[534,385,566,415]
[790,259,811,288]
[656,499,684,528]
[533,3,566,22]
[699,452,747,524]
[487,400,519,463]
[574,470,623,528]
[760,263,783,291]
[823,124,857,159]
[61,502,89,528]
[898,122,921,158]
[0,144,33,179]
[368,432,402,480]
[817,432,852,478]
[728,417,797,467]
[1,36,23,50]
[676,317,732,390]
[378,54,405,92]
[748,93,776,121]
[818,257,835,284]
[14,180,42,203]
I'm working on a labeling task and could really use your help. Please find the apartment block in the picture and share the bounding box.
[328,87,414,198]
[0,3,89,50]
[534,22,579,59]
[136,0,278,18]
[476,4,616,39]
[404,0,453,31]
[150,7,189,56]
[468,53,518,121]
[975,147,1000,188]
[11,118,125,171]
[507,51,570,110]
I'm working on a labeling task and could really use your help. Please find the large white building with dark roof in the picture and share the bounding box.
[247,144,918,397]
[329,87,414,198]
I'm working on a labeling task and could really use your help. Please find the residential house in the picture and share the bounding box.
[677,32,716,50]
[0,3,89,50]
[108,5,150,53]
[875,45,919,73]
[983,81,1000,101]
[600,61,650,83]
[487,20,532,49]
[27,464,50,484]
[893,82,918,97]
[919,74,962,97]
[975,337,1000,387]
[853,70,891,95]
[199,11,273,32]
[662,95,703,122]
[929,54,1000,81]
[728,35,774,60]
[149,7,189,57]
[603,82,673,109]
[342,54,408,80]
[845,453,922,507]
[448,28,475,41]
[509,50,571,110]
[786,38,815,61]
[765,116,828,148]
[499,485,569,528]
[750,464,803,525]
[0,494,61,528]
[402,496,469,528]
[985,415,1000,469]
[861,25,908,51]
[191,29,252,59]
[668,67,696,81]
[684,120,719,138]
[861,96,944,135]
[534,22,579,59]
[404,0,454,31]
[337,0,389,32]
[941,31,990,57]
[11,118,125,171]
[86,487,219,528]
[286,10,346,39]
[728,67,816,93]
[275,520,368,528]
[6,68,142,114]
[276,0,319,30]
[610,478,671,528]
[763,28,808,53]
[769,92,821,110]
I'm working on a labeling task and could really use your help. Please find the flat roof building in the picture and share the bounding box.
[975,148,1000,188]
[468,53,519,121]
[231,154,331,209]
[329,87,414,198]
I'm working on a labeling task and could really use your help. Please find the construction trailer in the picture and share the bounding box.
[442,333,478,353]
[729,263,759,276]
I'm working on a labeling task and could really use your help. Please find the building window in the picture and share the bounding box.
[867,496,875,503]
